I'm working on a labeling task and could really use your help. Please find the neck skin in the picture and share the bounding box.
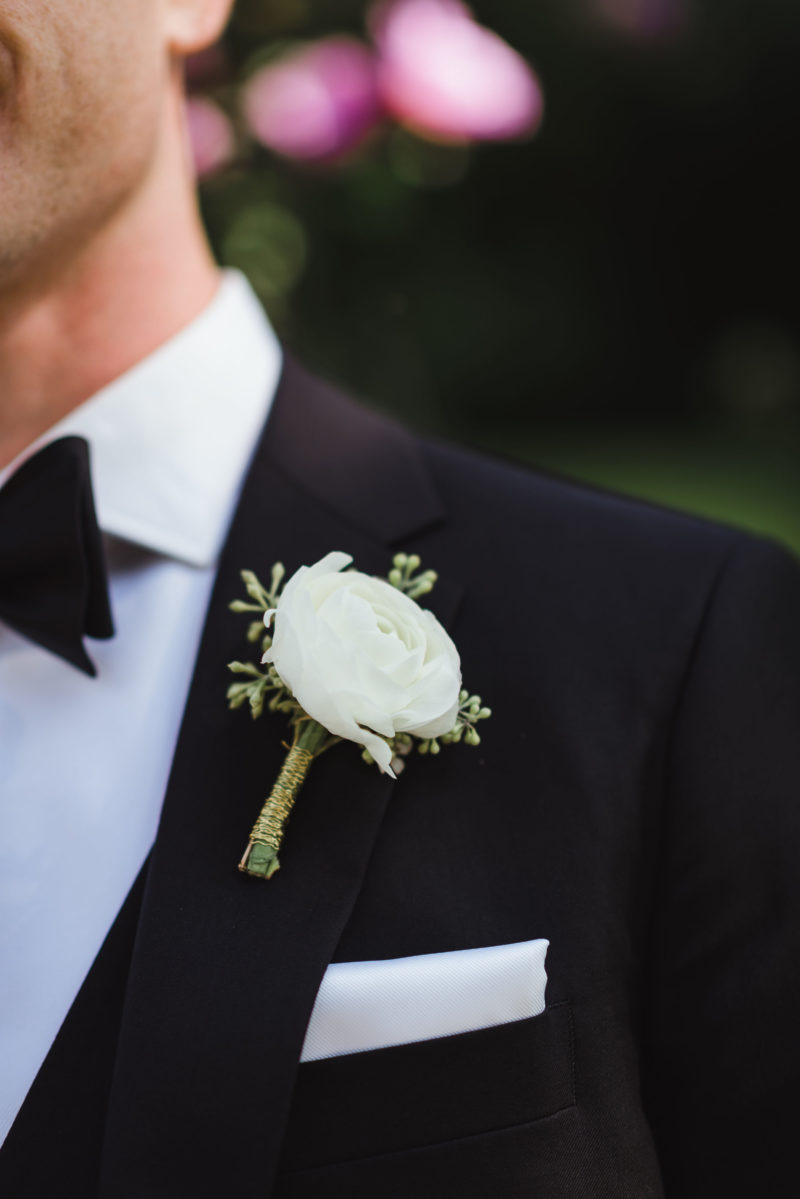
[0,74,219,471]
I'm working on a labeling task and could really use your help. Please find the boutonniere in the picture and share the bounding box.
[227,551,490,879]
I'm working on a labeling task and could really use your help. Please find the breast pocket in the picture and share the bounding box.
[280,1001,576,1171]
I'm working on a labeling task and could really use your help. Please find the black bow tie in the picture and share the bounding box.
[0,436,114,675]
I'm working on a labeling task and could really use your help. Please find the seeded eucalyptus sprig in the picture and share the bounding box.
[426,690,492,751]
[387,552,438,600]
[226,564,299,723]
[361,689,492,771]
[229,564,286,649]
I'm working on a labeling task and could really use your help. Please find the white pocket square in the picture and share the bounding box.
[300,937,549,1063]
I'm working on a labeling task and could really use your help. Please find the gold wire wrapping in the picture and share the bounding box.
[248,745,315,852]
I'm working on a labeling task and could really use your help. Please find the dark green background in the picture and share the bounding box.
[200,0,800,551]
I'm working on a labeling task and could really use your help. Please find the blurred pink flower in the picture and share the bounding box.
[185,96,236,178]
[371,0,543,144]
[242,38,381,162]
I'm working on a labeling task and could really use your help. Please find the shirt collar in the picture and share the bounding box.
[32,270,282,569]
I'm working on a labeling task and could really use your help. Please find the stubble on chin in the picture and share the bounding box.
[0,23,25,230]
[0,29,82,297]
[0,43,23,291]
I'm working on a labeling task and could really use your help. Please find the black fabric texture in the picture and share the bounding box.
[0,435,113,674]
[280,1003,576,1171]
[641,535,800,1194]
[2,356,799,1197]
[0,865,147,1195]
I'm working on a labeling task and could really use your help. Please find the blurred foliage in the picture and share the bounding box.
[199,0,800,551]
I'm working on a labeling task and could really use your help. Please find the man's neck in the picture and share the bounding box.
[0,105,220,470]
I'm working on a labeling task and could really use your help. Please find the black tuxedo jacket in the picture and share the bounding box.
[2,356,799,1198]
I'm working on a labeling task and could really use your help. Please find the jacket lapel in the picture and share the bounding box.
[99,357,458,1197]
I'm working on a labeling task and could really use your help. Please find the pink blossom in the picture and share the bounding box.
[371,0,543,144]
[242,38,381,162]
[185,96,235,178]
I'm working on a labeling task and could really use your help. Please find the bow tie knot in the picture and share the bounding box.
[0,436,114,675]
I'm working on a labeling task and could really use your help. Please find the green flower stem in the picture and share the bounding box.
[238,718,331,879]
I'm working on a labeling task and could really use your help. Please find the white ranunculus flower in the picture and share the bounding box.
[262,551,461,776]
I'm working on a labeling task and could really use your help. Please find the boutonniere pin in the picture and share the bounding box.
[227,551,490,879]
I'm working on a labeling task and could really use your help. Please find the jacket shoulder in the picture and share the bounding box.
[418,433,784,580]
[415,433,798,709]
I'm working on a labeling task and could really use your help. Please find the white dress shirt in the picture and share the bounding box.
[0,270,282,1145]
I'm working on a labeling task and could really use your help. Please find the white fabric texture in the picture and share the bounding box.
[0,271,282,1146]
[300,938,549,1062]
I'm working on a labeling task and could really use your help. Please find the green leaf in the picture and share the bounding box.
[406,578,434,599]
[227,681,251,699]
[269,562,286,594]
[240,569,270,606]
[228,660,264,677]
